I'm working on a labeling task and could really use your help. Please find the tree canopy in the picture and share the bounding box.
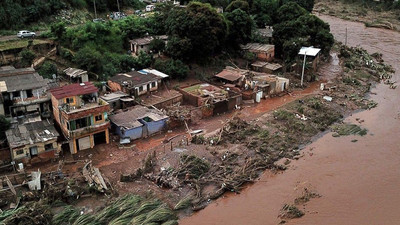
[165,2,228,60]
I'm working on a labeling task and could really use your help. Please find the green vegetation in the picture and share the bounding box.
[38,62,58,79]
[331,123,368,137]
[19,49,36,67]
[0,39,50,51]
[0,0,146,30]
[154,59,189,80]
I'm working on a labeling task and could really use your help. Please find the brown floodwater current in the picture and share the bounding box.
[180,14,400,225]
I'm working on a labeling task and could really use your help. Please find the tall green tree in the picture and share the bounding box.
[51,22,66,55]
[281,0,314,12]
[225,9,254,46]
[0,115,10,141]
[165,2,228,60]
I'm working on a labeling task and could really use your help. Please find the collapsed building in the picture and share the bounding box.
[5,118,60,164]
[179,83,242,116]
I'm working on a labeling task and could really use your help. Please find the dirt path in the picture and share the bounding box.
[180,15,400,225]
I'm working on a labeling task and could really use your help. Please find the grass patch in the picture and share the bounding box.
[331,123,368,137]
[0,39,50,51]
[279,204,304,219]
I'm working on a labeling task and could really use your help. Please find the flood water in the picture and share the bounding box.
[180,15,400,225]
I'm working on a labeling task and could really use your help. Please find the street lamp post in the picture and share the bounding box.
[300,47,308,87]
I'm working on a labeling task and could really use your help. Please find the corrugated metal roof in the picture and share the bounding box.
[241,43,274,52]
[63,67,87,78]
[215,69,244,82]
[50,82,98,99]
[110,105,168,129]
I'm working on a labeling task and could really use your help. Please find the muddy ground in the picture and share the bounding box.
[314,0,400,31]
[9,38,392,223]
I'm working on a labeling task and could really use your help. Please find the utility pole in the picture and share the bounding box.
[93,0,97,19]
[117,0,121,12]
[300,48,308,87]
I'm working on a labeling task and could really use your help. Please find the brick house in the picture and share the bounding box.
[49,82,110,154]
[241,43,275,62]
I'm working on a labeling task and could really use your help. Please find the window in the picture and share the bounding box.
[66,97,74,104]
[45,143,54,151]
[151,82,156,88]
[139,86,144,92]
[26,90,33,98]
[30,146,38,156]
[16,149,24,155]
[95,114,103,122]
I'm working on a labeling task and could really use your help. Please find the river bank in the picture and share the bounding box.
[180,14,400,225]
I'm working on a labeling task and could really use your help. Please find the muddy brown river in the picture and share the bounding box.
[180,14,400,225]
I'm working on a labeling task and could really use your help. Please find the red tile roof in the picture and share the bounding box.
[50,82,98,99]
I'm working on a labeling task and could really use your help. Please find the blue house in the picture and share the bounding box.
[109,105,168,141]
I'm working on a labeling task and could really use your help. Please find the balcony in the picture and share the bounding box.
[61,99,110,120]
[68,121,110,138]
[13,95,50,106]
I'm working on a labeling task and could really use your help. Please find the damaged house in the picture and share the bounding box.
[5,119,60,163]
[179,83,242,116]
[0,66,50,118]
[108,71,161,97]
[110,105,169,141]
[129,35,168,56]
[50,82,110,154]
[100,91,134,111]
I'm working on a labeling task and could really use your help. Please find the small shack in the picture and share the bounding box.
[129,35,168,56]
[241,43,275,62]
[63,67,89,83]
[253,74,289,96]
[214,67,248,87]
[110,105,169,140]
[251,61,282,74]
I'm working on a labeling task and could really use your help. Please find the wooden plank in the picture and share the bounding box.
[5,176,16,195]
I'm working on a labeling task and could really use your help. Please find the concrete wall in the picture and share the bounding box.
[112,122,143,140]
[140,118,167,136]
[11,139,59,161]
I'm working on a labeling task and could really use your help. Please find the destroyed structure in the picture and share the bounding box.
[129,35,168,56]
[63,67,89,83]
[179,83,242,116]
[241,43,275,62]
[214,66,289,100]
[108,71,161,97]
[50,82,110,154]
[110,105,169,142]
[5,119,60,163]
[0,66,50,118]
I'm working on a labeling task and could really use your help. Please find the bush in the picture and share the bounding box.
[19,49,36,67]
[38,62,58,79]
[154,59,189,80]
